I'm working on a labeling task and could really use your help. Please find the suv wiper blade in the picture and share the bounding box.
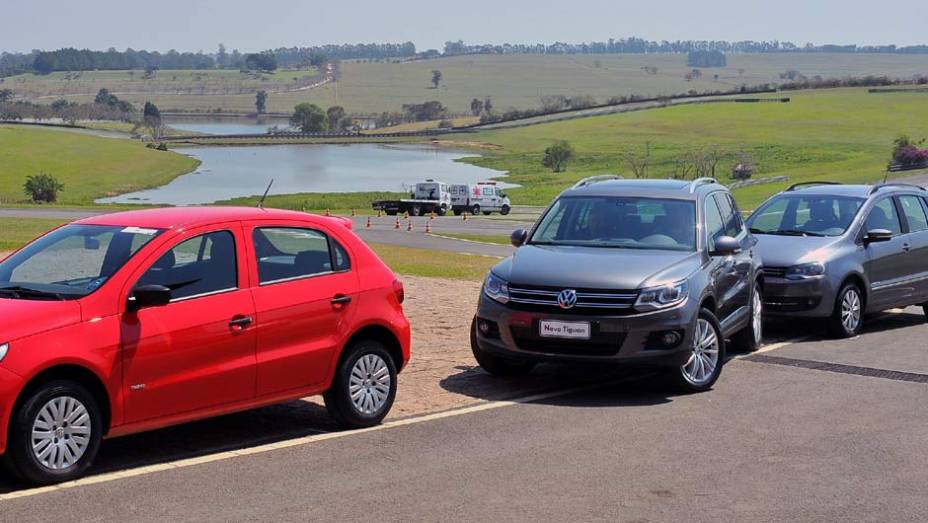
[769,229,825,237]
[0,285,66,300]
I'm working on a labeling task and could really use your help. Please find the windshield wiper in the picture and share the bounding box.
[767,229,825,237]
[0,285,67,300]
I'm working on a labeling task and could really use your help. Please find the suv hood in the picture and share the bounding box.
[0,298,82,343]
[493,245,702,290]
[754,234,843,267]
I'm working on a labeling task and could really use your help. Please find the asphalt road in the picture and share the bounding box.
[1,309,926,521]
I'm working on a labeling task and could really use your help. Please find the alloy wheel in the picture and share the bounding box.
[752,290,763,344]
[349,354,392,415]
[841,289,862,333]
[31,396,92,471]
[682,318,720,386]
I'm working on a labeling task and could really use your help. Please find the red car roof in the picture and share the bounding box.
[77,207,340,230]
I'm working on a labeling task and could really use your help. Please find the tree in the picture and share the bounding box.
[542,141,574,172]
[470,98,484,116]
[687,50,727,68]
[0,88,14,103]
[326,105,346,129]
[402,101,446,121]
[484,97,493,114]
[690,146,723,178]
[245,52,277,72]
[255,90,267,114]
[431,70,442,88]
[290,103,328,132]
[217,44,229,69]
[143,101,163,137]
[622,142,651,178]
[24,173,64,203]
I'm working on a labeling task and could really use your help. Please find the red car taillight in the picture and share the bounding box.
[392,279,405,304]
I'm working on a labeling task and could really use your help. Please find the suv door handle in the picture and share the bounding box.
[229,315,253,329]
[331,294,353,306]
[902,243,911,252]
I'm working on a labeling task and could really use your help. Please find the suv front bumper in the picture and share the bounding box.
[474,295,696,367]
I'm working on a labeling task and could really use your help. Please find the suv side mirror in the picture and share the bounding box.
[864,229,893,244]
[511,229,528,248]
[128,284,172,312]
[710,236,741,256]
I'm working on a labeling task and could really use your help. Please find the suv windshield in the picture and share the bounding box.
[530,196,696,251]
[0,224,161,300]
[747,194,864,237]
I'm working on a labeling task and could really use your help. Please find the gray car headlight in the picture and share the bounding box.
[0,343,8,362]
[635,280,688,312]
[483,273,510,304]
[786,262,825,280]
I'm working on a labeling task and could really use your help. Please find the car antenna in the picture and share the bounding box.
[257,179,274,209]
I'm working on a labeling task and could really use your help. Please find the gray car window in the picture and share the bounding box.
[898,196,928,233]
[865,198,902,235]
[714,193,744,238]
[704,196,726,251]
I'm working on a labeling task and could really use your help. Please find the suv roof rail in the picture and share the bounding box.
[688,177,717,193]
[786,181,841,192]
[571,175,623,189]
[868,182,927,195]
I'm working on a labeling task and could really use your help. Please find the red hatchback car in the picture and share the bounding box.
[0,207,410,484]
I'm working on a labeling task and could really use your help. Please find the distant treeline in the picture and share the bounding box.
[442,39,928,56]
[272,43,417,67]
[1,48,220,76]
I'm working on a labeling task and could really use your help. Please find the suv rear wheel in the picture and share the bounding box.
[500,204,511,216]
[730,284,763,353]
[470,317,535,376]
[324,340,397,429]
[668,308,725,393]
[6,380,103,485]
[829,283,863,338]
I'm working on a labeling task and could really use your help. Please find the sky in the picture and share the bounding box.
[2,0,926,53]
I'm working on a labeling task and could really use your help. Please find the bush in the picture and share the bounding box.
[437,119,454,129]
[891,135,928,167]
[542,141,575,173]
[24,173,64,203]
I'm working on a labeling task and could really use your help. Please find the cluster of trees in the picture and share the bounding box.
[0,88,137,124]
[778,75,910,90]
[443,39,928,56]
[891,136,928,168]
[272,42,416,66]
[687,50,727,67]
[30,48,217,74]
[290,103,353,132]
[469,97,493,116]
[244,52,278,72]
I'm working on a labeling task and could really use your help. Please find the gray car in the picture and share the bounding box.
[471,177,764,393]
[745,182,928,337]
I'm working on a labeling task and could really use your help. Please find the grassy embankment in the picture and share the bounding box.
[11,54,928,114]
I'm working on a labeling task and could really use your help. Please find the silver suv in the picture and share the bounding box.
[746,182,928,337]
[471,177,764,393]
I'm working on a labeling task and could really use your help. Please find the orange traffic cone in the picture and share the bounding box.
[403,211,410,220]
[462,211,469,222]
[366,216,372,228]
[394,217,401,229]
[377,209,383,218]
[425,221,432,234]
[430,211,436,220]
[351,209,357,217]
[406,220,413,232]
[325,208,331,217]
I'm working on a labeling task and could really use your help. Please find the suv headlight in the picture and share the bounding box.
[483,273,510,304]
[0,343,8,362]
[786,262,825,280]
[635,280,688,312]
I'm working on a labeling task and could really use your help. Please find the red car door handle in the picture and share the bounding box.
[331,294,353,306]
[229,316,253,329]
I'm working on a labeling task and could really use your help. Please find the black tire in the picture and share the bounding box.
[324,340,397,429]
[438,204,448,216]
[482,211,492,216]
[828,282,864,338]
[470,317,536,376]
[410,205,422,217]
[6,380,103,485]
[730,284,764,353]
[922,303,928,322]
[666,308,725,394]
[471,204,481,215]
[500,205,511,216]
[453,209,462,216]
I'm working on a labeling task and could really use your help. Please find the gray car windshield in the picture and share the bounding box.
[747,194,864,237]
[0,224,161,300]
[530,196,697,251]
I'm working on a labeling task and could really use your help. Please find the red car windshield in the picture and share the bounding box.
[0,224,162,300]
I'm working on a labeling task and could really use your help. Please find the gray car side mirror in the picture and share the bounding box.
[710,236,741,256]
[864,229,893,244]
[511,229,528,248]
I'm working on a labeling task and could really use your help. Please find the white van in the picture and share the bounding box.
[450,182,512,215]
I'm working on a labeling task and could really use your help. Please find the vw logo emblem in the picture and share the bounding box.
[557,289,578,309]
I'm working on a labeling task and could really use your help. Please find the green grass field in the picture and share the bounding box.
[10,53,928,115]
[0,217,66,251]
[454,87,928,210]
[0,125,199,205]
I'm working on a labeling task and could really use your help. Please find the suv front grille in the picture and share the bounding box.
[508,285,638,314]
[762,267,788,278]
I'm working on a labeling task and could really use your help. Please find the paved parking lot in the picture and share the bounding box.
[1,276,925,520]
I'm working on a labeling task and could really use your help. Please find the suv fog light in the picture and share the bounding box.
[661,332,681,347]
[647,330,684,350]
[476,318,500,339]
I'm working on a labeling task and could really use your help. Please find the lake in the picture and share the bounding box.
[97,144,510,205]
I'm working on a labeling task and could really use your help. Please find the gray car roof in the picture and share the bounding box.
[563,179,723,200]
[784,184,927,198]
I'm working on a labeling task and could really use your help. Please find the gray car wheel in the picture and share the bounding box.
[668,308,725,393]
[730,284,763,352]
[829,283,863,338]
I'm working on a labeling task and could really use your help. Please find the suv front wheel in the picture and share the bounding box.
[668,308,725,393]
